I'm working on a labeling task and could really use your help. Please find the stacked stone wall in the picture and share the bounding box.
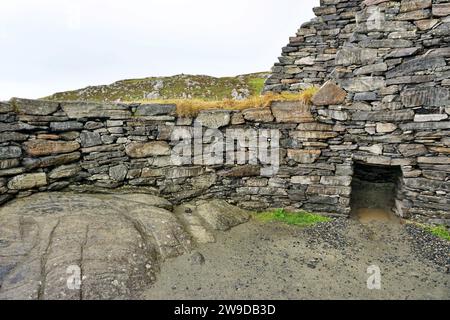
[1,0,449,225]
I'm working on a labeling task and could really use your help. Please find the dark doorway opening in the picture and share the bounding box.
[351,162,402,223]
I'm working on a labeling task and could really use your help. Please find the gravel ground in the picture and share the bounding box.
[404,224,450,270]
[143,218,450,300]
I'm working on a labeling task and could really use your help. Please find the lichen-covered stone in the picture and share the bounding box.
[242,108,274,122]
[23,140,80,157]
[195,111,231,128]
[135,104,176,116]
[125,142,171,158]
[0,146,22,159]
[271,101,314,123]
[311,81,347,106]
[12,98,59,116]
[287,149,321,163]
[7,173,47,190]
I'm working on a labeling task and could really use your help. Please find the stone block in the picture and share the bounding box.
[271,101,314,123]
[125,142,171,158]
[311,81,347,106]
[287,149,321,163]
[23,140,80,157]
[7,173,47,190]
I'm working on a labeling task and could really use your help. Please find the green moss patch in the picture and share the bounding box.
[255,209,331,227]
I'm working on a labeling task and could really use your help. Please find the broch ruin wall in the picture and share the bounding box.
[0,0,449,225]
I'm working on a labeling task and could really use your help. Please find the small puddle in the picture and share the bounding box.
[355,208,398,224]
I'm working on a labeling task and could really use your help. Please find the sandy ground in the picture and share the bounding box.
[143,216,450,300]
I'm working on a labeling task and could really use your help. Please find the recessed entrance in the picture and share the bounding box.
[351,162,402,223]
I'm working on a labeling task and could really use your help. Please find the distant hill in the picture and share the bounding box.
[45,72,270,102]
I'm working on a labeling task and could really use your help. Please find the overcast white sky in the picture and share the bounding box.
[0,0,317,100]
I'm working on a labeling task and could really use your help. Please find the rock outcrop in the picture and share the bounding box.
[0,192,249,299]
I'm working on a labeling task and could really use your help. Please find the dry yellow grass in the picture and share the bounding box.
[127,87,319,117]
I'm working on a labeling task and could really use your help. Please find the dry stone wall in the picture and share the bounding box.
[1,99,332,214]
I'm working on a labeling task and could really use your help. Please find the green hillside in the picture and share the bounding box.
[45,72,269,102]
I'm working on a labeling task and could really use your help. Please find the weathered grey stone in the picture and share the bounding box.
[12,98,59,116]
[359,144,383,155]
[400,0,431,13]
[307,185,351,196]
[287,149,321,163]
[360,39,414,48]
[85,122,104,130]
[396,9,431,21]
[0,193,193,299]
[0,159,20,170]
[49,164,81,179]
[340,77,385,92]
[386,57,446,78]
[109,164,128,182]
[0,102,13,113]
[291,131,339,140]
[0,122,44,132]
[80,131,102,148]
[319,109,348,121]
[135,104,176,117]
[363,0,389,6]
[401,87,450,107]
[417,157,450,165]
[23,140,80,157]
[352,110,415,121]
[192,199,250,231]
[398,144,428,157]
[23,152,81,169]
[7,173,47,190]
[414,114,448,122]
[230,113,245,125]
[166,167,205,179]
[291,176,320,185]
[297,123,334,131]
[195,111,231,129]
[62,102,131,119]
[414,19,439,30]
[242,108,274,122]
[0,146,22,159]
[386,75,435,85]
[336,164,353,176]
[0,132,28,143]
[295,57,316,65]
[430,23,450,37]
[399,121,450,130]
[320,176,352,187]
[432,3,450,17]
[219,165,261,177]
[354,92,378,101]
[335,47,377,66]
[50,121,83,132]
[311,81,347,106]
[271,101,314,123]
[125,142,171,158]
[354,63,388,75]
[404,178,449,191]
[376,123,397,133]
[385,47,421,58]
[0,167,26,177]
